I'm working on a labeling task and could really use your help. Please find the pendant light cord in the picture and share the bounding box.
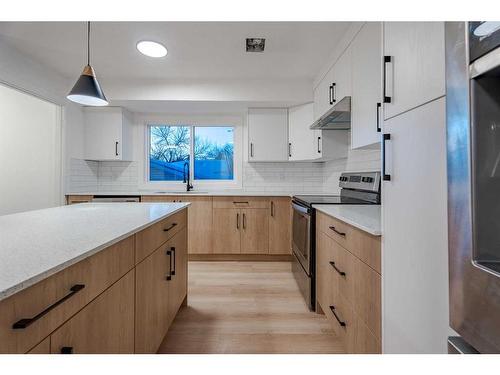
[87,21,90,66]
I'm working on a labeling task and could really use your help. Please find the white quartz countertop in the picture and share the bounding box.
[313,205,381,236]
[66,190,298,197]
[0,202,189,301]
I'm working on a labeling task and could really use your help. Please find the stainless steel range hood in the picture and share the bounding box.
[310,96,351,130]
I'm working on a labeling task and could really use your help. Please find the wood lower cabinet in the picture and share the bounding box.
[135,228,188,353]
[316,211,381,354]
[241,209,269,254]
[213,208,241,254]
[269,197,292,255]
[142,196,213,254]
[50,270,135,354]
[66,195,93,204]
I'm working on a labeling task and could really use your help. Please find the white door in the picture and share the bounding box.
[383,22,445,120]
[288,103,315,161]
[248,108,288,162]
[84,108,122,161]
[351,22,383,149]
[0,84,61,215]
[382,97,450,353]
[331,46,352,103]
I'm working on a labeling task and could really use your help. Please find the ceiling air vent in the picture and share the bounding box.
[246,38,265,52]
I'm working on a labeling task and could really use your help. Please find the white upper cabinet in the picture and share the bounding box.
[84,107,133,161]
[288,103,316,161]
[331,46,352,103]
[383,22,445,120]
[351,22,383,149]
[248,108,288,162]
[313,45,352,122]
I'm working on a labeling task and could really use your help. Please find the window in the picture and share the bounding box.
[149,125,234,182]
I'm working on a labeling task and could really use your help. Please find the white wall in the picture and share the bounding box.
[0,83,62,215]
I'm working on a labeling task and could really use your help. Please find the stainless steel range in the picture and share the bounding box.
[291,171,381,311]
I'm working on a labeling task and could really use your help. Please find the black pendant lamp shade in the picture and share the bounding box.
[67,22,108,106]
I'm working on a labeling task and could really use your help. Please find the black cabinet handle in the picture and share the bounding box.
[317,136,321,154]
[12,284,85,329]
[233,201,249,204]
[382,133,391,181]
[329,225,346,237]
[332,83,336,103]
[250,142,254,158]
[376,103,381,133]
[60,346,73,354]
[115,141,119,156]
[329,84,333,105]
[329,261,346,277]
[163,223,177,232]
[383,56,392,104]
[170,247,176,276]
[236,213,240,229]
[242,213,246,229]
[329,305,346,327]
[288,142,292,158]
[166,249,172,280]
[271,201,275,217]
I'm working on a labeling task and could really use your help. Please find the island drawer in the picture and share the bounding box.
[135,209,187,263]
[212,196,270,209]
[317,211,381,273]
[0,236,134,354]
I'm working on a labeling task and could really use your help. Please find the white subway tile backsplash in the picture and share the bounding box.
[68,145,380,194]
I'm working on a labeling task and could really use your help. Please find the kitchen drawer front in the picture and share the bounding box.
[316,231,337,310]
[324,292,355,353]
[0,236,134,354]
[50,270,135,354]
[317,212,381,273]
[212,196,270,209]
[135,209,187,263]
[330,237,356,305]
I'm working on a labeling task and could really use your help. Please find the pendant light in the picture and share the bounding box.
[67,22,108,106]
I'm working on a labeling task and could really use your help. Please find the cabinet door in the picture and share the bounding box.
[313,67,334,121]
[213,209,241,254]
[382,98,449,353]
[351,22,383,149]
[84,108,122,161]
[183,196,213,254]
[50,271,134,354]
[332,47,352,103]
[168,228,188,324]
[269,197,291,254]
[135,245,171,353]
[241,209,269,254]
[383,22,445,120]
[288,103,316,161]
[248,108,288,161]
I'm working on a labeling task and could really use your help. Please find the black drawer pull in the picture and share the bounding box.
[163,223,177,232]
[166,249,173,281]
[329,305,346,327]
[383,55,392,103]
[329,261,346,277]
[170,247,176,276]
[233,201,249,204]
[12,284,85,329]
[60,346,73,354]
[382,133,391,181]
[376,102,381,133]
[329,226,346,237]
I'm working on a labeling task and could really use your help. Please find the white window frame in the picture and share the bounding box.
[138,114,243,191]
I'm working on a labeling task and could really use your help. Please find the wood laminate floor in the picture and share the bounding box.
[157,261,343,354]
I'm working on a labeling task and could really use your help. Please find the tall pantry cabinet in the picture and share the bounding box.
[381,21,450,353]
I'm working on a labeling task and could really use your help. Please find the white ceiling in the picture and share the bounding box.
[0,22,351,81]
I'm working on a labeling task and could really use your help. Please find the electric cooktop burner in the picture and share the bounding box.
[292,195,376,207]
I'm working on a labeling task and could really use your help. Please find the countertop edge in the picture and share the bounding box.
[0,203,190,302]
[313,205,382,236]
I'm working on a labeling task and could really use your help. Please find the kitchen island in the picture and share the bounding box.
[0,202,189,354]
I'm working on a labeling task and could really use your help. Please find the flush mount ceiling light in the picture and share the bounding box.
[246,38,265,52]
[67,22,108,106]
[136,41,168,58]
[473,21,500,37]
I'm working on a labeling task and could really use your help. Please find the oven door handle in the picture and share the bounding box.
[292,202,310,215]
